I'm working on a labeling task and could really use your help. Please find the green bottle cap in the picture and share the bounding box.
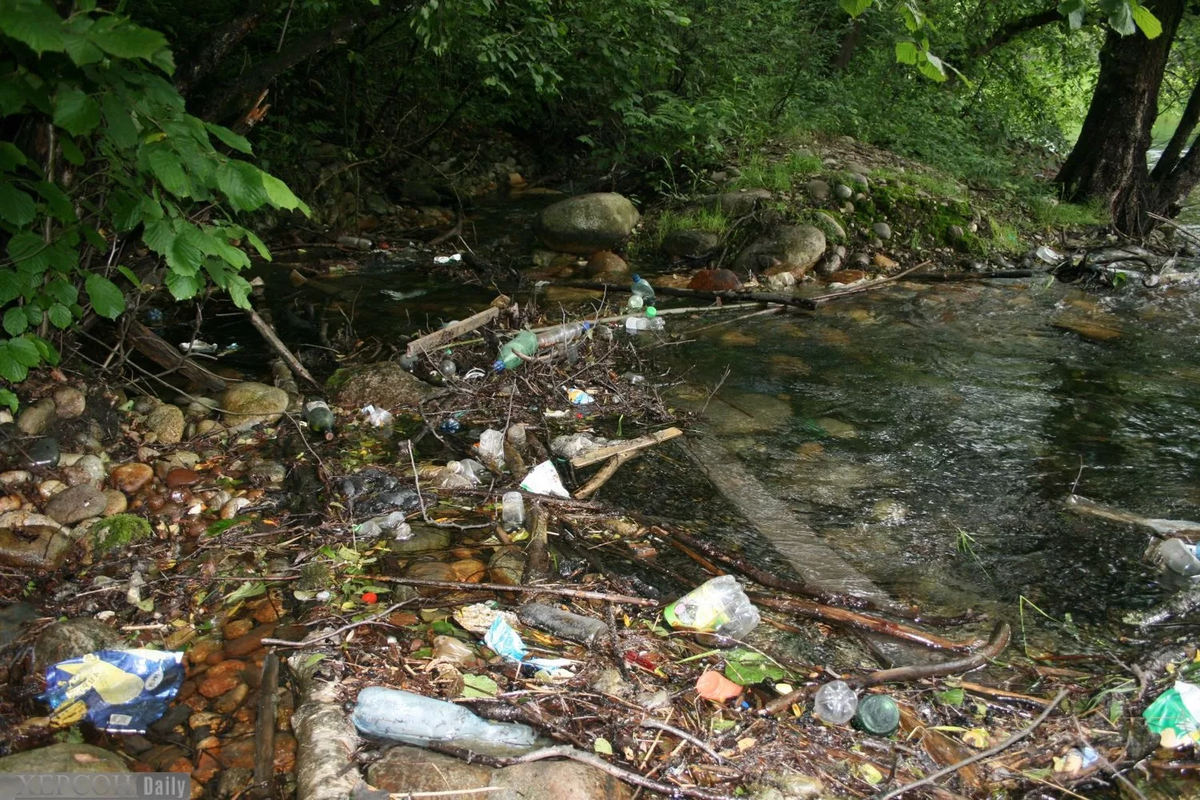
[854,694,900,736]
[645,306,658,318]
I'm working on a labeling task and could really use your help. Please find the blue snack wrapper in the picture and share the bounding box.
[483,617,576,677]
[43,649,185,734]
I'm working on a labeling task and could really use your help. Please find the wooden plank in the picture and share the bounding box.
[126,320,227,393]
[405,305,500,357]
[570,427,683,468]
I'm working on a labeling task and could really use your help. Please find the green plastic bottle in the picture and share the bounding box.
[494,330,538,372]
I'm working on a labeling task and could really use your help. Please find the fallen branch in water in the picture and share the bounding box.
[571,427,683,468]
[568,280,818,309]
[854,622,1011,688]
[805,262,929,305]
[878,689,1068,800]
[902,269,1036,282]
[363,575,659,606]
[574,450,638,500]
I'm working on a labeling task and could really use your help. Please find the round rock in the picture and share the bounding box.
[110,463,154,494]
[17,398,56,436]
[833,184,853,201]
[661,230,720,259]
[872,222,892,240]
[33,618,123,673]
[45,483,108,524]
[52,387,86,419]
[221,382,289,430]
[536,192,640,254]
[24,437,60,469]
[146,404,185,444]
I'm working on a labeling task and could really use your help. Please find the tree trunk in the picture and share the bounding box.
[175,0,282,98]
[1149,72,1200,217]
[1055,0,1186,233]
[834,19,863,71]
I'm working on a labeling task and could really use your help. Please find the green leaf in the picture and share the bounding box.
[936,687,965,707]
[48,303,73,329]
[0,389,17,413]
[143,143,191,197]
[0,184,36,226]
[22,305,41,329]
[3,308,27,337]
[839,0,873,18]
[461,674,498,698]
[895,40,919,64]
[226,274,252,310]
[0,342,29,383]
[1058,0,1086,30]
[919,51,948,82]
[85,274,125,319]
[217,161,269,212]
[224,580,267,605]
[58,137,85,166]
[1131,3,1162,38]
[53,88,101,137]
[46,279,77,306]
[243,229,271,261]
[164,270,201,300]
[204,123,252,155]
[199,229,250,269]
[63,30,104,65]
[101,94,139,149]
[167,224,204,274]
[593,737,613,755]
[32,181,75,223]
[0,2,67,54]
[142,219,175,255]
[8,336,40,367]
[0,142,28,172]
[91,22,168,59]
[32,335,59,366]
[723,649,786,686]
[7,231,49,272]
[116,265,141,288]
[259,170,310,214]
[0,273,21,305]
[1109,1,1136,35]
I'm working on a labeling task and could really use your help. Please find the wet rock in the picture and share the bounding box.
[0,601,37,647]
[194,419,225,436]
[536,192,640,253]
[585,251,630,280]
[0,511,71,570]
[662,230,720,259]
[146,404,185,444]
[687,268,742,292]
[872,221,892,240]
[165,468,201,488]
[948,224,965,241]
[750,772,824,800]
[224,624,277,658]
[369,746,494,795]
[213,682,250,714]
[816,417,857,439]
[816,253,843,276]
[221,382,289,430]
[805,180,830,202]
[110,463,154,494]
[873,253,898,269]
[0,743,129,773]
[826,269,868,286]
[491,761,632,800]
[0,470,30,486]
[45,484,108,524]
[25,436,60,469]
[329,361,437,409]
[17,398,56,435]
[52,387,86,419]
[736,225,826,279]
[33,618,122,672]
[699,188,772,216]
[850,252,870,268]
[813,211,845,240]
[871,498,908,525]
[390,526,452,555]
[403,561,457,590]
[102,490,128,517]
[833,184,853,201]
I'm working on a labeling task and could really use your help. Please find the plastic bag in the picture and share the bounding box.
[361,405,394,427]
[519,461,570,498]
[1144,680,1200,744]
[43,650,185,734]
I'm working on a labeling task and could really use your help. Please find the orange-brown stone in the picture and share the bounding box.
[221,737,257,770]
[213,682,250,714]
[225,624,277,657]
[274,732,298,773]
[193,752,221,784]
[223,619,253,639]
[110,463,154,494]
[187,638,224,667]
[165,468,200,488]
[449,558,487,582]
[198,673,240,699]
[688,268,742,292]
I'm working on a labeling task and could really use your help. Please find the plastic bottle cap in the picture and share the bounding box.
[645,306,658,318]
[582,321,592,329]
[854,694,900,736]
[632,273,641,282]
[492,360,506,372]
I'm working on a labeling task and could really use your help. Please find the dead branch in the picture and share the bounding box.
[571,427,683,468]
[362,575,659,606]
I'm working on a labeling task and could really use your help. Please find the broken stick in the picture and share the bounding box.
[571,427,683,469]
[406,304,502,357]
[574,451,638,500]
[247,307,321,390]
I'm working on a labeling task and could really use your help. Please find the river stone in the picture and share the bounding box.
[849,172,869,189]
[110,463,154,494]
[330,362,437,410]
[872,222,892,240]
[17,398,56,436]
[65,454,105,487]
[33,618,123,673]
[45,484,107,524]
[25,437,60,469]
[585,250,630,279]
[735,225,826,278]
[805,180,830,202]
[699,188,772,216]
[833,184,853,201]
[221,382,289,429]
[52,386,86,419]
[813,211,846,240]
[146,404,185,444]
[749,773,824,800]
[0,510,70,570]
[491,761,632,800]
[369,746,494,794]
[390,526,451,555]
[662,229,720,258]
[0,743,130,774]
[536,193,640,253]
[688,269,742,292]
[103,490,127,517]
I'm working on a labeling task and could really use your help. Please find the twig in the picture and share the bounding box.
[361,575,658,606]
[261,601,412,648]
[247,306,321,390]
[570,427,683,468]
[877,689,1068,800]
[806,262,929,305]
[389,789,501,799]
[574,451,637,500]
[701,366,731,415]
[638,719,725,764]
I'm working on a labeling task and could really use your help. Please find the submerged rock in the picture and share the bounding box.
[33,617,123,672]
[536,193,640,253]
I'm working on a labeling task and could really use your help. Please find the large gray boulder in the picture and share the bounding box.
[735,225,827,278]
[329,362,437,411]
[536,193,639,253]
[662,229,720,258]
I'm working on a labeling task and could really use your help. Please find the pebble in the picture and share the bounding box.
[165,468,201,488]
[52,387,86,419]
[0,495,21,513]
[0,470,31,486]
[873,253,898,268]
[872,222,892,240]
[145,404,185,444]
[25,437,60,469]
[199,672,242,699]
[213,682,250,714]
[65,455,105,486]
[37,479,66,500]
[188,639,225,667]
[223,619,254,639]
[45,484,108,524]
[17,398,56,436]
[102,491,128,516]
[110,463,154,494]
[224,624,277,657]
[834,184,853,201]
[220,497,252,519]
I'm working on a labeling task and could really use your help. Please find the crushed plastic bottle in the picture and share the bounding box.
[813,680,858,725]
[518,603,608,645]
[501,491,525,530]
[494,330,539,372]
[536,321,591,348]
[351,687,537,756]
[1152,538,1200,578]
[663,575,760,639]
[477,429,506,472]
[631,274,655,304]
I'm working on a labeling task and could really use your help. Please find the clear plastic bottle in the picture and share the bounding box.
[501,491,525,530]
[351,687,537,756]
[813,680,858,725]
[662,575,761,638]
[1153,538,1200,577]
[625,316,650,333]
[631,274,655,304]
[536,321,591,348]
[519,603,608,645]
[494,330,539,372]
[626,294,645,312]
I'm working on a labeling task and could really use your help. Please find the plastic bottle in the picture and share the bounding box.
[494,330,539,372]
[518,603,609,645]
[631,274,655,304]
[477,429,506,469]
[625,316,650,333]
[626,294,644,312]
[1153,538,1200,578]
[351,687,537,756]
[813,680,858,725]
[303,399,334,433]
[501,491,525,530]
[854,694,900,735]
[536,321,591,348]
[662,575,761,639]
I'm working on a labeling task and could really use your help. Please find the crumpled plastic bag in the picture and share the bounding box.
[1144,680,1200,746]
[43,650,185,734]
[519,461,570,498]
[361,405,394,427]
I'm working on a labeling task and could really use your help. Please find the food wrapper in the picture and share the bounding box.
[43,650,185,734]
[1144,680,1200,746]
